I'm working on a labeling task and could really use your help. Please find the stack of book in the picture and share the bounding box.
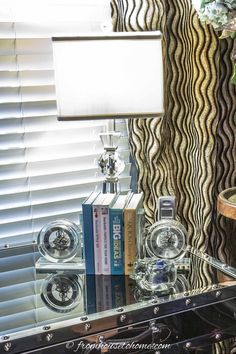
[82,191,143,276]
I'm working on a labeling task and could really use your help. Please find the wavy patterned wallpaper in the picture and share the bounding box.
[111,0,236,266]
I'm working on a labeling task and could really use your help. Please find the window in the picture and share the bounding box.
[0,0,131,247]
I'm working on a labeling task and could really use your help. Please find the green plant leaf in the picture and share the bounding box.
[201,0,213,6]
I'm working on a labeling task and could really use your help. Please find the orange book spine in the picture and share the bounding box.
[124,209,136,275]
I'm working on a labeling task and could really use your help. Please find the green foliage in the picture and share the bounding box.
[201,0,213,5]
[199,1,228,29]
[198,0,236,31]
[220,0,236,11]
[201,0,236,10]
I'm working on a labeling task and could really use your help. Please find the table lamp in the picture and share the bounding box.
[52,32,164,192]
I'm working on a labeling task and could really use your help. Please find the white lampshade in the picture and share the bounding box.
[52,32,164,120]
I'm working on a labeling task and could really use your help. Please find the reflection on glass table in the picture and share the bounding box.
[40,273,84,314]
[0,245,236,354]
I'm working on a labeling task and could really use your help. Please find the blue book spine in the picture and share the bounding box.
[110,209,124,275]
[86,275,96,314]
[111,276,125,308]
[82,203,95,275]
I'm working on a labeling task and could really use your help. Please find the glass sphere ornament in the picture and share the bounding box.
[97,130,125,193]
[98,150,125,178]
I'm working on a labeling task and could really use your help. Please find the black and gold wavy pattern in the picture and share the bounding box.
[111,0,236,265]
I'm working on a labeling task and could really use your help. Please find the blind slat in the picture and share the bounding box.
[0,151,130,180]
[0,70,54,88]
[0,55,53,71]
[0,134,128,150]
[0,0,111,22]
[0,86,55,104]
[0,21,108,39]
[0,38,51,55]
[0,117,106,134]
[0,253,35,272]
[0,281,36,302]
[0,154,107,180]
[0,101,56,118]
[0,268,35,287]
[0,211,80,238]
[0,296,35,317]
[0,141,104,164]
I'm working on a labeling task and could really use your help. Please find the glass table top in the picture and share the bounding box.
[0,245,236,341]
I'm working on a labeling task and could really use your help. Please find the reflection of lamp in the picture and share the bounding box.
[52,32,164,191]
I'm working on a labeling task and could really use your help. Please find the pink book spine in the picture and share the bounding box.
[101,206,111,275]
[93,205,102,275]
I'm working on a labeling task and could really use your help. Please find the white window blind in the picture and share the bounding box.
[0,0,131,247]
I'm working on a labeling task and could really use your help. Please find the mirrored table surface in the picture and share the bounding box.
[0,245,236,353]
